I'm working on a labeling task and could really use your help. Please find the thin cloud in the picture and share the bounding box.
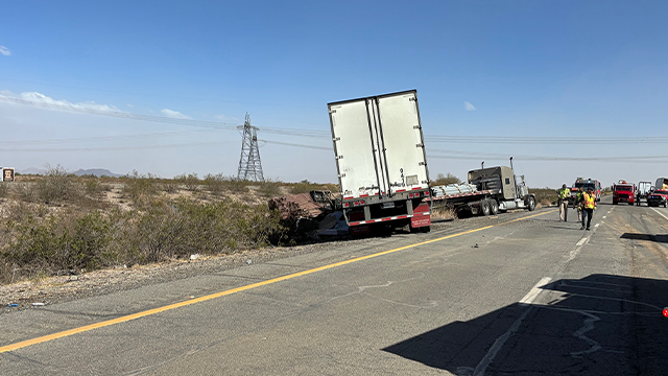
[0,90,120,112]
[215,114,239,123]
[464,101,476,111]
[161,108,191,119]
[0,46,10,56]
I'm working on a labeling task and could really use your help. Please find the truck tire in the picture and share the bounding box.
[489,199,499,215]
[481,200,491,216]
[527,196,536,211]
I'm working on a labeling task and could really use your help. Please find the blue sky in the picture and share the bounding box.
[1,0,667,187]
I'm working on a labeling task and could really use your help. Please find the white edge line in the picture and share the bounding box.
[474,277,551,376]
[651,208,668,221]
[519,277,552,305]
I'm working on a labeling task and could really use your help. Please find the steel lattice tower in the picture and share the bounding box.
[237,113,264,181]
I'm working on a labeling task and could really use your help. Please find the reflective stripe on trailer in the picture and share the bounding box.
[349,212,430,226]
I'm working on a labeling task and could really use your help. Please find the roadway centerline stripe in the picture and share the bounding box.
[0,209,556,354]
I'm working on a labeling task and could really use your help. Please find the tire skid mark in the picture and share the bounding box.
[570,310,602,357]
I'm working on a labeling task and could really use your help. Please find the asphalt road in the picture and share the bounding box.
[2,196,667,375]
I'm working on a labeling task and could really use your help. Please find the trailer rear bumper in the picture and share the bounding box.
[349,211,430,226]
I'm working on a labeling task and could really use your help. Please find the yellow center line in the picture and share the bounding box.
[0,209,556,353]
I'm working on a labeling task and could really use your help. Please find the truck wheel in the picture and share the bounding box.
[628,201,633,206]
[481,200,491,216]
[527,196,536,211]
[421,226,431,233]
[489,200,499,215]
[613,201,618,205]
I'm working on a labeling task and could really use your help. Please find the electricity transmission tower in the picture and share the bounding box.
[237,113,264,182]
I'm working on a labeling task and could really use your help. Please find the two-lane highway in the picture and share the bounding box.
[2,197,667,375]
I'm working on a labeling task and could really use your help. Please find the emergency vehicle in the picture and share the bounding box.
[569,178,601,204]
[612,180,636,205]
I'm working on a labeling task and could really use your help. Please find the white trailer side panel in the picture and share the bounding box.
[329,90,429,199]
[329,100,381,198]
[377,92,428,194]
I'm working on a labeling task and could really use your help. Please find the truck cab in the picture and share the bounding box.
[467,163,536,212]
[612,180,635,205]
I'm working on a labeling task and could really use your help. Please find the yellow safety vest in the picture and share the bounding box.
[558,188,570,199]
[583,193,596,209]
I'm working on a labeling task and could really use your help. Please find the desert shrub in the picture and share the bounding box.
[431,205,457,220]
[289,180,323,194]
[122,170,157,205]
[174,173,200,192]
[258,179,282,198]
[1,210,112,280]
[431,173,462,186]
[530,188,558,206]
[121,199,284,262]
[223,176,249,194]
[84,180,104,199]
[2,201,47,222]
[0,196,287,284]
[160,178,180,194]
[14,182,36,202]
[0,183,9,199]
[203,173,225,196]
[36,164,83,204]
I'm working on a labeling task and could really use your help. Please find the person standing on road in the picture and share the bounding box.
[636,189,641,206]
[573,190,584,222]
[557,184,571,221]
[581,187,597,230]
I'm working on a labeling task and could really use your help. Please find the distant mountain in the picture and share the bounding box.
[72,169,123,177]
[18,167,123,177]
[18,167,46,175]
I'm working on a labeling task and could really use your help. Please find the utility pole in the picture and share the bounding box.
[237,113,264,182]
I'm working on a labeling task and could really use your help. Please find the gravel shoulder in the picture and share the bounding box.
[1,243,329,311]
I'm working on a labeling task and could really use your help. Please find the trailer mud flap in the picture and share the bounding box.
[411,202,431,228]
[411,215,431,228]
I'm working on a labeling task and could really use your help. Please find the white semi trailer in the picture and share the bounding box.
[327,90,432,234]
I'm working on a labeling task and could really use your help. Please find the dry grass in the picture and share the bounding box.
[530,188,558,207]
[0,171,336,285]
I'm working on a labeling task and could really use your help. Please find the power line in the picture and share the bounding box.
[5,95,668,144]
[424,135,668,144]
[0,130,206,146]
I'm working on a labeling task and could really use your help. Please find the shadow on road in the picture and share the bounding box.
[383,274,668,375]
[621,233,668,244]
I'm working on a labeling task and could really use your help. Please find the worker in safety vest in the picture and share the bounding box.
[557,184,570,221]
[581,187,597,231]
